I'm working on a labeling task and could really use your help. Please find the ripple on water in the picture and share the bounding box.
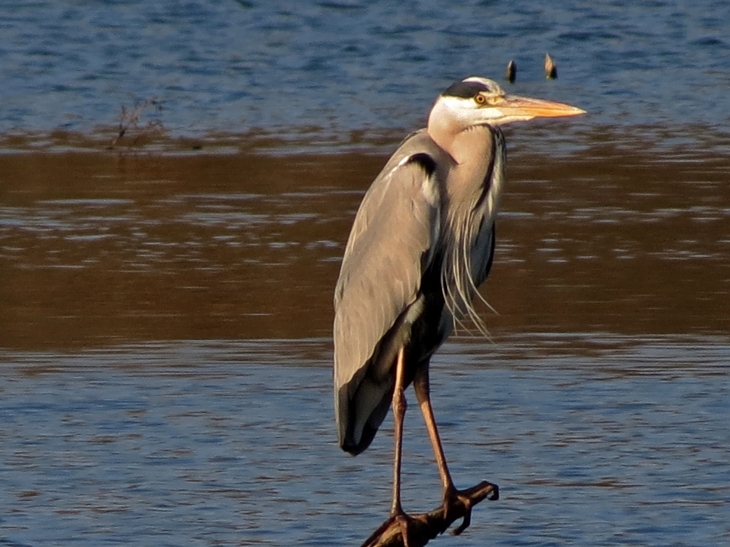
[1,336,729,545]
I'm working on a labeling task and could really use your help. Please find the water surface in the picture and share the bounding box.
[1,140,729,546]
[1,138,728,349]
[2,0,730,149]
[2,2,730,545]
[2,337,729,546]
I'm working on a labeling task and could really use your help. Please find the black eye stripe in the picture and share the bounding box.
[442,81,489,99]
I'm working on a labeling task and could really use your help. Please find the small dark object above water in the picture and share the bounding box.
[506,60,516,83]
[545,53,557,79]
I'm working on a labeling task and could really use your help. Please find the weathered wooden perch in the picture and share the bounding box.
[359,481,499,547]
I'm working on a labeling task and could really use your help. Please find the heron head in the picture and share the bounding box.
[430,76,585,130]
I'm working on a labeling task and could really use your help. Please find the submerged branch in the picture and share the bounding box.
[359,481,498,547]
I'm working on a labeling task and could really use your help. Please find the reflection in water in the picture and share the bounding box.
[1,130,728,350]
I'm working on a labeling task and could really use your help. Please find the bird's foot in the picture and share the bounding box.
[442,481,499,535]
[388,509,416,547]
[359,508,416,547]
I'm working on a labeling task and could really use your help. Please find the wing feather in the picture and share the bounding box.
[333,132,445,452]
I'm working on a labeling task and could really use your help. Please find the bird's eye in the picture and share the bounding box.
[474,94,486,104]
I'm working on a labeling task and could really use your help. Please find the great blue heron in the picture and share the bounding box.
[334,76,584,540]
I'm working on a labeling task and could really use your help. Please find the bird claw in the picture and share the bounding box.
[443,484,492,536]
[442,485,475,536]
[359,509,416,547]
[390,510,415,547]
[452,514,471,536]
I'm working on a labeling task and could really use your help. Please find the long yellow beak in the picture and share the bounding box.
[499,95,586,119]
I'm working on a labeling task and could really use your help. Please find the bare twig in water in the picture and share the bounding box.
[360,481,499,547]
[109,96,164,149]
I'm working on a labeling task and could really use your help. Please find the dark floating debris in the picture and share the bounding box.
[505,60,516,83]
[544,53,557,79]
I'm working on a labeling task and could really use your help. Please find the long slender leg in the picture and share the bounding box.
[412,365,453,491]
[390,346,408,517]
[413,365,474,534]
[388,347,417,547]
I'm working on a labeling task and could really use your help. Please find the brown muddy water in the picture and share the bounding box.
[1,128,728,350]
[1,130,729,547]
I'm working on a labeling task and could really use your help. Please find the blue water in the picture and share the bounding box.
[1,337,729,546]
[2,0,730,140]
